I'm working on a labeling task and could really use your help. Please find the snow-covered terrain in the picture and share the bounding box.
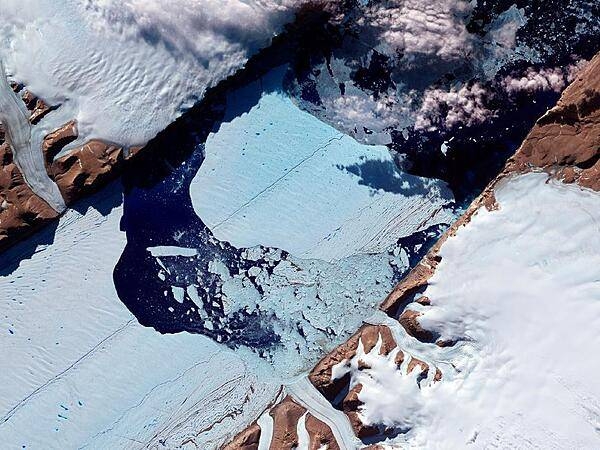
[0,0,312,149]
[2,2,598,448]
[338,173,600,447]
[110,63,457,381]
[0,66,458,448]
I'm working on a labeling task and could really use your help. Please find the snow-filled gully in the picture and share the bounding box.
[0,61,65,212]
[303,173,600,448]
[238,173,600,449]
[287,377,363,449]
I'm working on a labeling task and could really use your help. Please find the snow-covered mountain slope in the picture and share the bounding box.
[227,50,600,449]
[390,172,600,447]
[0,64,458,450]
[232,172,600,449]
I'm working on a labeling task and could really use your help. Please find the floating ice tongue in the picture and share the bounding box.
[0,0,314,148]
[190,68,454,261]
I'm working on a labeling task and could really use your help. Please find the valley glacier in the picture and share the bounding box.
[0,1,599,448]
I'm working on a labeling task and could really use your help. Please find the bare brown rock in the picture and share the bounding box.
[49,140,124,204]
[416,296,431,306]
[407,356,429,378]
[381,262,438,317]
[305,414,340,450]
[309,324,397,401]
[43,120,78,162]
[308,324,440,443]
[21,90,54,124]
[225,396,339,450]
[269,396,305,449]
[399,310,437,343]
[223,422,261,450]
[506,53,600,191]
[340,385,379,440]
[0,139,58,252]
[1,92,131,252]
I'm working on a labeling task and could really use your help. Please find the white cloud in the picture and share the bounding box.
[363,0,475,61]
[0,0,318,147]
[84,0,309,62]
[414,83,491,131]
[502,67,567,95]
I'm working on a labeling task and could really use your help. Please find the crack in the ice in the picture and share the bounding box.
[1,319,135,425]
[80,352,219,448]
[211,134,345,230]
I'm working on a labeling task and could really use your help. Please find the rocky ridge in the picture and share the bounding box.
[226,50,600,448]
[0,84,134,251]
[224,395,339,450]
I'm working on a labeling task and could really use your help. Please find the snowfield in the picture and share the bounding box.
[348,173,600,448]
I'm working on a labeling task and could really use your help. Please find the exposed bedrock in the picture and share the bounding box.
[507,52,600,190]
[224,423,262,450]
[286,48,600,447]
[0,63,65,213]
[0,91,131,250]
[382,50,600,320]
[0,4,346,256]
[308,324,439,443]
[224,396,340,450]
[42,121,129,205]
[0,133,58,252]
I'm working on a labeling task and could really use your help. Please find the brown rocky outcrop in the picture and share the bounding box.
[308,323,440,442]
[304,414,339,450]
[341,385,380,440]
[42,120,78,162]
[0,136,59,252]
[269,397,306,449]
[506,53,600,190]
[399,310,436,343]
[40,120,127,204]
[224,396,339,450]
[309,324,397,401]
[229,50,600,450]
[223,422,261,450]
[0,91,132,251]
[49,139,124,204]
[21,90,54,124]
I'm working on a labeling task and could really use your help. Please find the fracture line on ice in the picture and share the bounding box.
[211,134,345,231]
[1,319,135,424]
[145,372,256,447]
[81,353,218,447]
